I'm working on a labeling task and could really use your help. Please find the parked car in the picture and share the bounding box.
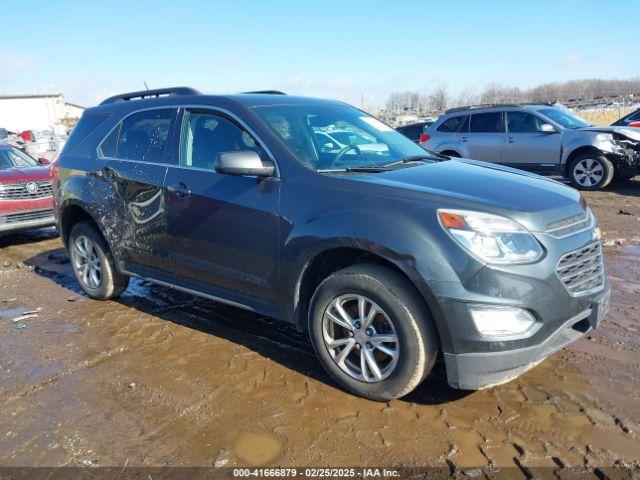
[0,145,55,235]
[54,88,610,400]
[396,121,433,143]
[612,108,640,127]
[422,104,640,189]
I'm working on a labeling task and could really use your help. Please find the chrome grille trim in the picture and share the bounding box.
[545,210,593,238]
[0,181,53,200]
[555,241,604,296]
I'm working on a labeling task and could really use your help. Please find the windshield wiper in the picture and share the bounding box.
[317,155,438,174]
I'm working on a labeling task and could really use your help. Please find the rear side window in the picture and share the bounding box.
[115,109,174,163]
[61,113,110,155]
[630,110,640,121]
[437,116,463,132]
[470,112,503,133]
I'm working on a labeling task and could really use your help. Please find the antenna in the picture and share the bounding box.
[144,82,149,91]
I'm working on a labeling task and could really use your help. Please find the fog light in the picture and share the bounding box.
[469,305,536,336]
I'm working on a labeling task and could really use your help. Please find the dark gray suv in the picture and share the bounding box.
[53,88,610,400]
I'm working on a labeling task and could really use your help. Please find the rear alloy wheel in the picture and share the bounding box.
[69,221,129,300]
[309,264,439,401]
[568,153,614,190]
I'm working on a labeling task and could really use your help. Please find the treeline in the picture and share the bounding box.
[385,77,640,114]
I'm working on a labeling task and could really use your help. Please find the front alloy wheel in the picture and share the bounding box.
[322,294,399,382]
[309,264,439,401]
[568,153,614,190]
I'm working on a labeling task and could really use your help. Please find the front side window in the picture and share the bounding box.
[180,111,262,170]
[469,112,503,133]
[506,112,546,133]
[0,147,37,168]
[253,103,432,171]
[115,109,173,162]
[437,116,463,133]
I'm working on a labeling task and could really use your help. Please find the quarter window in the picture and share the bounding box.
[437,116,463,132]
[469,112,503,133]
[99,126,119,158]
[116,109,173,163]
[180,111,262,170]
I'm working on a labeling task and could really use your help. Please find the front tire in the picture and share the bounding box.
[568,153,614,190]
[308,264,439,401]
[69,221,129,299]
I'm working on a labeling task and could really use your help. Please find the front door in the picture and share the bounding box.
[502,111,562,166]
[163,109,280,304]
[97,108,176,272]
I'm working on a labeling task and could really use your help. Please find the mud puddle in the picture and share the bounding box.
[0,184,639,471]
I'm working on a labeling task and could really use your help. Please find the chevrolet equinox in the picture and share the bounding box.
[53,88,611,400]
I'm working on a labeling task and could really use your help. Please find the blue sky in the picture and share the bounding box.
[1,0,638,107]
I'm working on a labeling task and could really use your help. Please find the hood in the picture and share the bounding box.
[0,166,51,183]
[343,159,583,232]
[579,126,640,141]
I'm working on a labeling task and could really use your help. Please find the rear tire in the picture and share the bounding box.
[68,221,129,300]
[568,153,614,190]
[308,264,439,401]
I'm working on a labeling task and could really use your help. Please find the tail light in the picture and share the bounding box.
[50,157,59,182]
[20,130,34,142]
[419,133,431,143]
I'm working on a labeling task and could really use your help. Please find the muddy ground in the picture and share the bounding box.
[0,181,639,475]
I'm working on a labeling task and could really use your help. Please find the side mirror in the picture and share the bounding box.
[540,123,556,133]
[38,157,51,165]
[214,150,275,177]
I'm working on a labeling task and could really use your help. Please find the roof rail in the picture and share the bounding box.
[445,103,524,114]
[241,90,286,95]
[99,87,201,106]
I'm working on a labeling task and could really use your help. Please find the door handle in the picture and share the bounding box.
[167,182,190,199]
[505,137,515,143]
[460,136,469,143]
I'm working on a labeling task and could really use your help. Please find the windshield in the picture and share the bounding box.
[0,147,38,168]
[252,103,434,171]
[539,108,591,129]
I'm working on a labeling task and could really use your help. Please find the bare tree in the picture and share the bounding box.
[428,84,448,113]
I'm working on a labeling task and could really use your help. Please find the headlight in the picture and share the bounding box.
[438,209,543,264]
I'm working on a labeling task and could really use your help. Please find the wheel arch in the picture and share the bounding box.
[59,202,107,248]
[293,246,444,344]
[440,149,462,158]
[564,146,609,177]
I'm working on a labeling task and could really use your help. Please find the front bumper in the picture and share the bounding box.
[0,209,56,234]
[444,283,610,390]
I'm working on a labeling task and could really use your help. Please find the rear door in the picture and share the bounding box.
[502,110,562,166]
[163,108,280,305]
[462,111,505,163]
[97,108,176,272]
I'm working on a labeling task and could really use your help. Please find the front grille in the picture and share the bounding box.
[0,181,53,200]
[4,209,53,224]
[556,242,604,295]
[546,211,591,238]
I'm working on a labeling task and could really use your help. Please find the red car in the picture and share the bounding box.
[0,144,55,235]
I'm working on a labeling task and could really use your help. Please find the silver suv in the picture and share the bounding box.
[422,104,640,190]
